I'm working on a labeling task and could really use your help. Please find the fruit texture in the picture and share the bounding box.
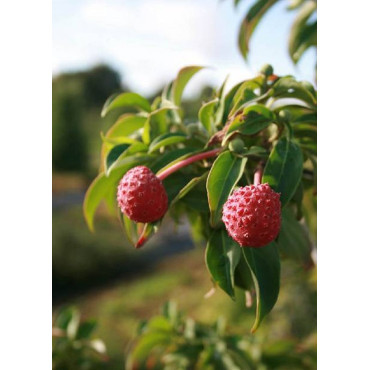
[117,166,168,223]
[222,184,281,247]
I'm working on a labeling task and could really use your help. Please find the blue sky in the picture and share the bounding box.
[53,0,316,96]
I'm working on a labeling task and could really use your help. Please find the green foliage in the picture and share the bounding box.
[53,306,107,370]
[84,66,317,330]
[126,301,316,369]
[235,0,317,65]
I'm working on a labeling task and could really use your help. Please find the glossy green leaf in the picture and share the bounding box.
[171,66,204,106]
[262,137,303,206]
[242,241,280,332]
[105,114,147,138]
[101,92,151,117]
[107,145,150,176]
[223,105,275,145]
[148,132,187,153]
[105,144,130,172]
[277,207,312,266]
[100,115,147,165]
[199,98,219,134]
[272,77,317,107]
[205,229,241,298]
[238,0,278,58]
[207,151,247,227]
[100,133,138,146]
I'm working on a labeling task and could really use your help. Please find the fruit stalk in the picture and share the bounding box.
[157,148,222,181]
[254,167,263,186]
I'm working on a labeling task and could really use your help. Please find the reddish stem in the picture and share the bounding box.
[157,148,222,181]
[254,168,263,185]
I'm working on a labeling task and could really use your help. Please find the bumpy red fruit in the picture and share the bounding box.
[117,166,168,223]
[222,184,281,247]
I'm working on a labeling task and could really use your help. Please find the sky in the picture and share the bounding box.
[53,0,316,97]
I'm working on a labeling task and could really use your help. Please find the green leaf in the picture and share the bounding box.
[242,241,280,332]
[223,105,275,144]
[207,151,247,227]
[262,137,303,206]
[222,81,244,124]
[205,229,241,299]
[148,132,187,153]
[76,319,97,340]
[83,173,111,232]
[105,144,130,172]
[277,207,312,265]
[229,77,263,116]
[142,107,178,144]
[171,66,204,106]
[234,254,254,291]
[105,114,147,138]
[272,77,317,108]
[289,1,317,64]
[199,98,219,134]
[100,115,147,164]
[107,148,151,176]
[101,92,151,117]
[238,0,278,58]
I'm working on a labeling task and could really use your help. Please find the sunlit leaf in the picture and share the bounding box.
[199,98,219,134]
[171,66,204,106]
[101,92,151,117]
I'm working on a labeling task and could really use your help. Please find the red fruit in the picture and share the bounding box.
[117,166,168,223]
[222,184,281,247]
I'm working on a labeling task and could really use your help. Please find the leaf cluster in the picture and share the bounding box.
[83,65,317,330]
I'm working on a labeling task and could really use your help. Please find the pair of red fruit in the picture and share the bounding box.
[117,165,281,248]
